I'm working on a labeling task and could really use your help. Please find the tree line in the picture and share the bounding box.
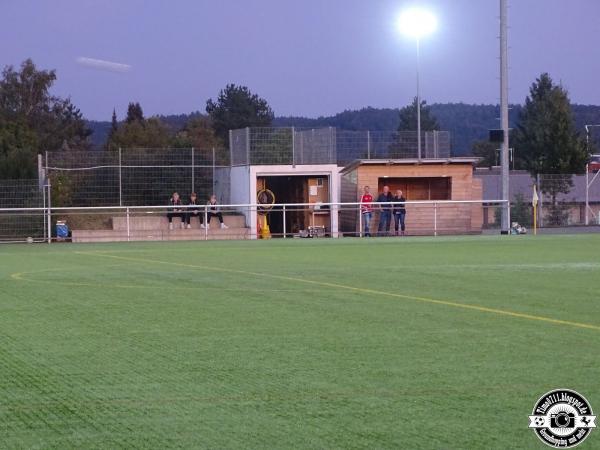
[1,59,597,201]
[0,60,274,180]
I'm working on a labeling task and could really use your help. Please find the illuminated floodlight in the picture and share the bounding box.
[397,8,437,39]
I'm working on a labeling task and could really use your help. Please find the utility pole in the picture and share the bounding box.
[500,0,510,234]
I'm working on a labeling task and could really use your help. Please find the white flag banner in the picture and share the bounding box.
[532,185,539,207]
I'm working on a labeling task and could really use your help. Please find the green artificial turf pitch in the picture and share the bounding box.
[1,235,599,449]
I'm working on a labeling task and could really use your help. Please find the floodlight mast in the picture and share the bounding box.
[397,8,437,162]
[500,0,510,234]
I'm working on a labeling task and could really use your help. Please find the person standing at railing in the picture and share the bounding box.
[360,186,373,237]
[393,189,407,236]
[201,194,228,230]
[185,192,201,229]
[167,192,185,230]
[377,185,392,236]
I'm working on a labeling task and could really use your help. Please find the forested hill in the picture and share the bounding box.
[87,103,600,155]
[274,104,600,155]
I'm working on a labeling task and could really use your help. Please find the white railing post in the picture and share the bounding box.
[359,207,363,238]
[434,202,438,237]
[126,207,130,242]
[204,206,208,241]
[283,205,287,238]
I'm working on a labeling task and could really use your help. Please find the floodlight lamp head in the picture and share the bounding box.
[397,8,437,39]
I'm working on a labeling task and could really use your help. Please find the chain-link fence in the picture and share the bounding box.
[44,148,231,207]
[476,170,600,228]
[536,174,597,227]
[336,130,451,165]
[0,179,46,241]
[230,127,451,166]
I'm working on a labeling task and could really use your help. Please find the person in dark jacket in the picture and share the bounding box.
[393,189,407,236]
[167,192,185,230]
[185,192,201,229]
[200,194,228,229]
[377,186,392,236]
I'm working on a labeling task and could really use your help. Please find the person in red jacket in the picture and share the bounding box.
[360,186,373,237]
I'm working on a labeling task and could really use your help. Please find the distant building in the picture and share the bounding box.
[223,127,485,237]
[475,164,600,226]
[340,158,482,235]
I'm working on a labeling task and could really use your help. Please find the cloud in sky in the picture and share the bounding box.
[76,57,132,74]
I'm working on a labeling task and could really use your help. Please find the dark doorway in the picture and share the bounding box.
[260,176,308,236]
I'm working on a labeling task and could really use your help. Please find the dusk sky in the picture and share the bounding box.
[3,0,599,121]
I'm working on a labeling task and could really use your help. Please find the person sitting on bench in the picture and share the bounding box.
[185,192,201,229]
[167,192,185,229]
[201,194,228,229]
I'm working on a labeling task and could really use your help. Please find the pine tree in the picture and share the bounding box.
[397,97,440,132]
[206,84,273,144]
[110,109,118,134]
[125,102,144,124]
[514,73,589,204]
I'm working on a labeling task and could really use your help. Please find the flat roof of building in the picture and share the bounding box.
[341,157,480,174]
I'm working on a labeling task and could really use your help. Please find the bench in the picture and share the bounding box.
[72,213,250,243]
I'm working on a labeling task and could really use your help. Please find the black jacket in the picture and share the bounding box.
[393,195,406,212]
[377,193,393,210]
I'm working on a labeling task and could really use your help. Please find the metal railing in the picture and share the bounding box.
[0,200,507,243]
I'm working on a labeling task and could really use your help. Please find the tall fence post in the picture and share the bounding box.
[229,130,234,165]
[291,127,296,167]
[46,180,52,244]
[367,130,371,160]
[585,164,590,226]
[245,127,251,165]
[212,147,216,194]
[40,154,47,242]
[42,179,47,242]
[537,174,543,228]
[118,147,123,207]
[331,127,336,163]
[191,147,195,194]
[37,154,44,190]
